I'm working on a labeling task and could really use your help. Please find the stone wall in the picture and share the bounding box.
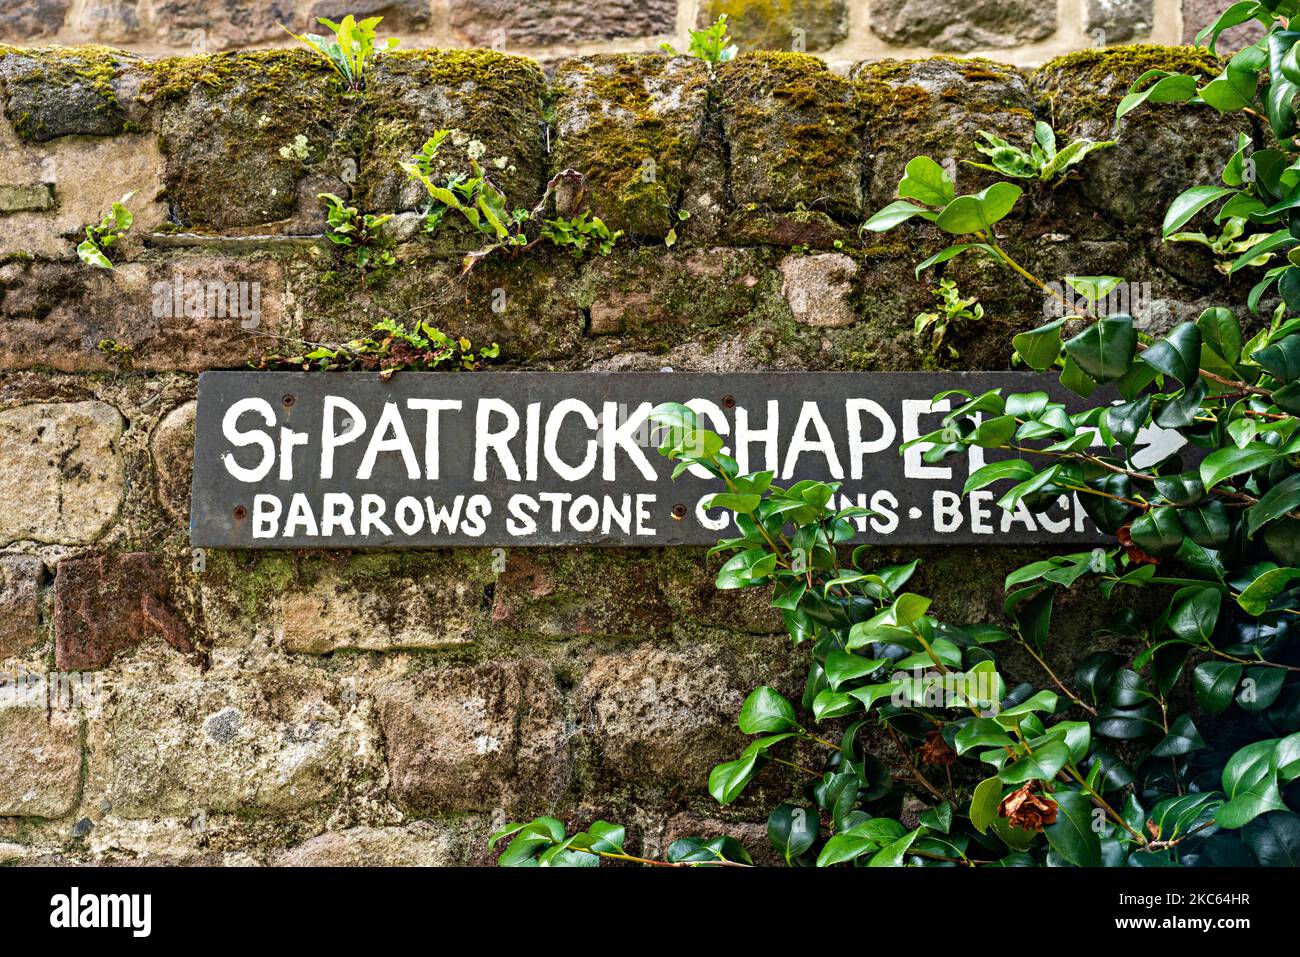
[0,40,1253,865]
[0,0,1258,70]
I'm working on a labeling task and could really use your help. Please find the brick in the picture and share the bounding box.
[108,669,353,816]
[376,659,569,813]
[719,53,863,217]
[490,551,671,639]
[780,252,858,328]
[0,258,287,372]
[0,0,70,41]
[870,0,1056,51]
[577,645,748,788]
[699,0,847,52]
[1085,0,1153,43]
[150,401,195,523]
[54,552,194,671]
[152,0,297,51]
[0,183,53,213]
[0,706,80,817]
[274,823,469,865]
[0,555,42,659]
[0,401,125,546]
[551,55,710,238]
[278,553,491,653]
[447,0,676,47]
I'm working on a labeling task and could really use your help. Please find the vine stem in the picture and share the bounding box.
[1062,763,1148,846]
[770,755,822,777]
[885,725,950,804]
[1137,818,1215,853]
[1207,646,1300,673]
[1016,636,1098,717]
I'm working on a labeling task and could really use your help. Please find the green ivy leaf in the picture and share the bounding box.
[767,803,818,864]
[1218,738,1288,829]
[1129,507,1185,557]
[1236,565,1300,614]
[1200,443,1277,490]
[1192,661,1243,715]
[1151,715,1209,757]
[1044,790,1103,866]
[1013,319,1066,371]
[1063,315,1137,382]
[1141,322,1202,385]
[737,686,799,733]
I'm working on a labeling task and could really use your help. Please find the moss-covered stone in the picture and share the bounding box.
[356,49,546,216]
[574,246,773,354]
[870,0,1056,52]
[293,246,585,365]
[699,0,848,52]
[0,44,133,141]
[146,48,354,231]
[1032,45,1238,230]
[853,57,1035,212]
[719,52,863,218]
[551,54,711,239]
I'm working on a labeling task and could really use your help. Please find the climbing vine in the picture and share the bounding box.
[492,3,1300,867]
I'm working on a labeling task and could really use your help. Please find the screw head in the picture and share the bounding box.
[722,394,736,409]
[233,505,247,520]
[671,503,688,520]
[281,393,296,407]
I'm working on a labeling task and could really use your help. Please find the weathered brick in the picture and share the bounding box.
[76,0,144,42]
[54,552,194,671]
[278,553,492,653]
[108,669,353,816]
[0,555,42,659]
[853,57,1035,213]
[447,0,676,47]
[376,659,569,813]
[490,550,671,639]
[0,0,70,41]
[153,0,297,51]
[0,258,287,372]
[0,48,133,142]
[0,183,53,212]
[0,706,80,817]
[150,400,195,523]
[870,0,1056,51]
[357,50,546,216]
[0,401,124,546]
[307,0,431,32]
[551,55,710,238]
[699,0,847,52]
[719,53,863,217]
[577,644,748,789]
[153,48,351,232]
[780,252,858,328]
[1182,0,1263,49]
[1086,0,1153,43]
[274,822,468,865]
[577,247,766,340]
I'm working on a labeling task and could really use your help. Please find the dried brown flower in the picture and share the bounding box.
[918,730,957,766]
[997,783,1059,832]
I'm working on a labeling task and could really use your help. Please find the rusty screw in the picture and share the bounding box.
[281,393,296,407]
[671,503,688,520]
[233,505,247,520]
[722,394,736,409]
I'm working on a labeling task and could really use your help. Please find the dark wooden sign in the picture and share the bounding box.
[189,371,1180,549]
